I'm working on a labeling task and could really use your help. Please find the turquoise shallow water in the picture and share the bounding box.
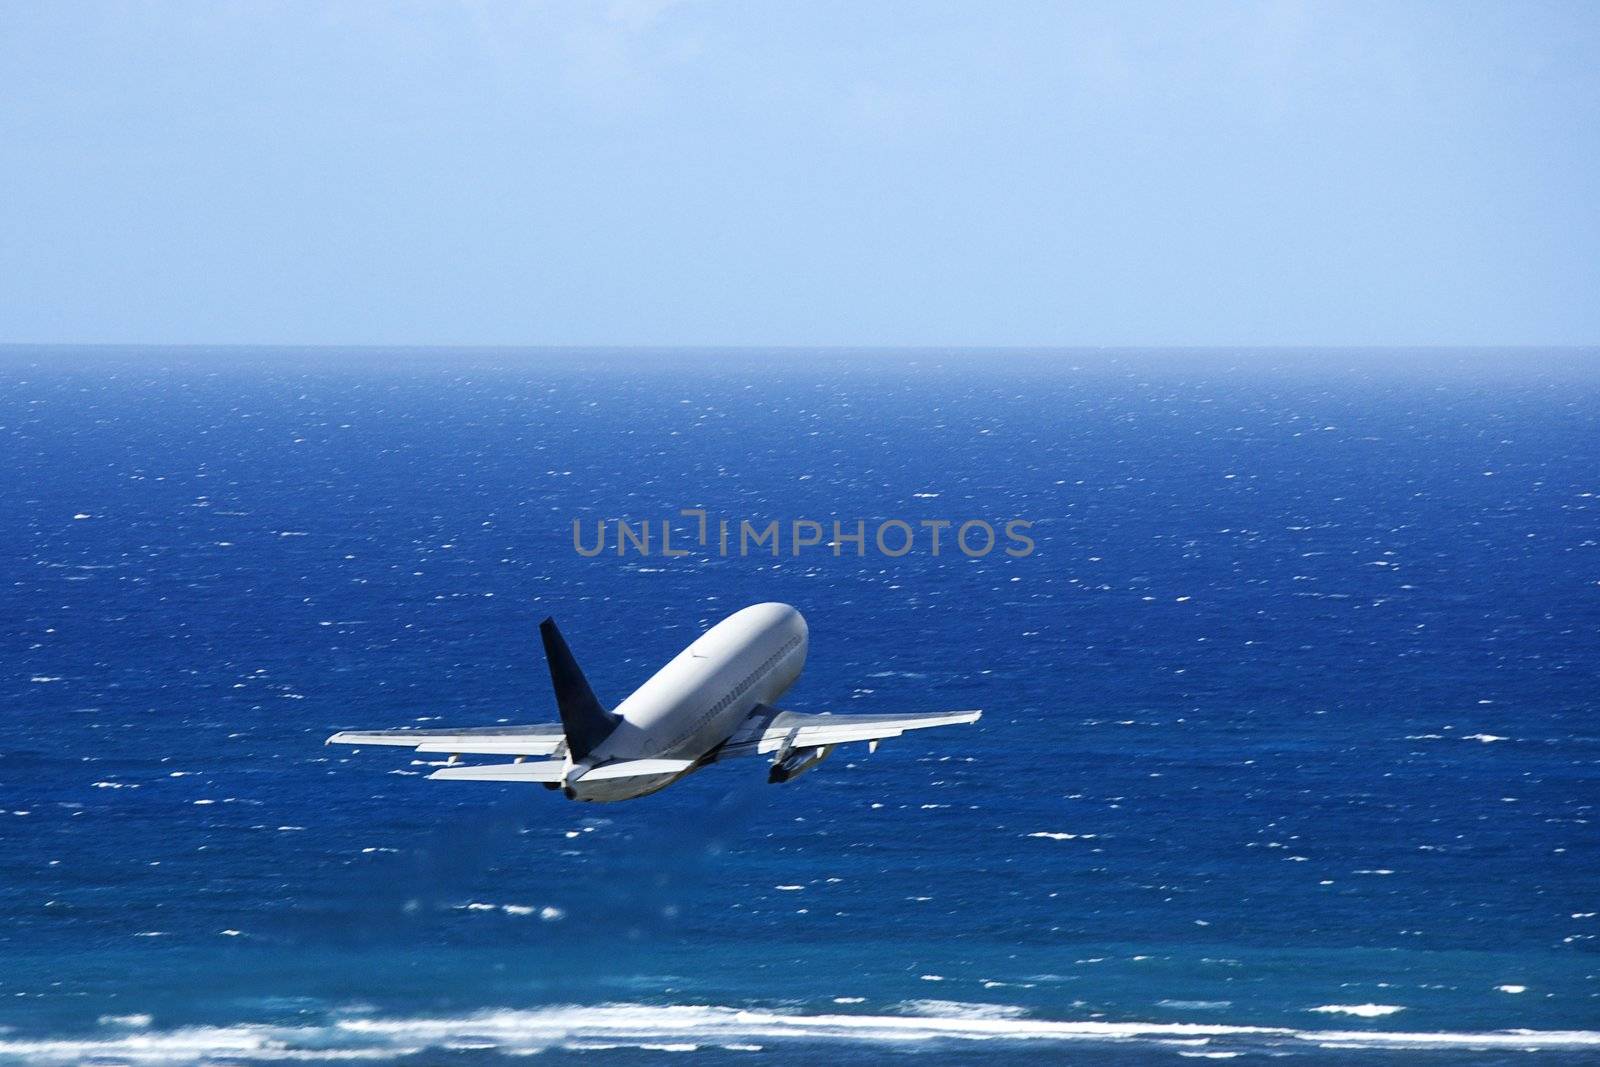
[1,348,1596,1063]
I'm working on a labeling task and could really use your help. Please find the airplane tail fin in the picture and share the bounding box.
[539,617,619,760]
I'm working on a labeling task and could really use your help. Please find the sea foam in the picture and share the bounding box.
[0,1003,1595,1064]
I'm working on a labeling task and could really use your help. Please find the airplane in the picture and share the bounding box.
[326,602,980,802]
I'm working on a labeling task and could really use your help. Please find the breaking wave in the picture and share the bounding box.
[1,1004,1595,1063]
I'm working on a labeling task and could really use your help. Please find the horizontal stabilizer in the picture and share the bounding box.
[413,739,565,756]
[428,760,567,783]
[425,757,695,784]
[577,758,695,782]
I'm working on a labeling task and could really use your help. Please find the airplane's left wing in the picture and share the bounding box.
[325,724,566,757]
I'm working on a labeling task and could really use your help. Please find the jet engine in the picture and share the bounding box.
[768,744,835,784]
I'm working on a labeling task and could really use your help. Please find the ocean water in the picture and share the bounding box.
[1,347,1596,1065]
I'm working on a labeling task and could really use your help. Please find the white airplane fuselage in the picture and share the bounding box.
[571,602,808,801]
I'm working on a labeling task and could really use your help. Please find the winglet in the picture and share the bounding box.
[539,617,619,761]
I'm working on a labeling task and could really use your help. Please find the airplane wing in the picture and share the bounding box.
[325,724,566,757]
[717,704,982,759]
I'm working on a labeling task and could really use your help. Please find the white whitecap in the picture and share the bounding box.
[0,1002,1595,1065]
[895,1000,1027,1020]
[1308,1004,1404,1018]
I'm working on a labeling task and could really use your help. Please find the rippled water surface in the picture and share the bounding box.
[1,348,1596,1064]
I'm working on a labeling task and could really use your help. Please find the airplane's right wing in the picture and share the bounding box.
[714,704,980,781]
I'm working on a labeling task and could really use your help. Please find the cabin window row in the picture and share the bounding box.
[710,635,802,715]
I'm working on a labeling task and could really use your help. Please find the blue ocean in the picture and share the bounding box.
[2,347,1596,1065]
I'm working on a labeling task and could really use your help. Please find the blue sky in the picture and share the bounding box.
[2,1,1596,346]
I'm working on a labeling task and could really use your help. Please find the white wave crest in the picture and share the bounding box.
[1308,1004,1405,1018]
[0,1004,1595,1064]
[893,1000,1029,1020]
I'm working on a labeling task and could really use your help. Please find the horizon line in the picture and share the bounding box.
[3,342,1598,353]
